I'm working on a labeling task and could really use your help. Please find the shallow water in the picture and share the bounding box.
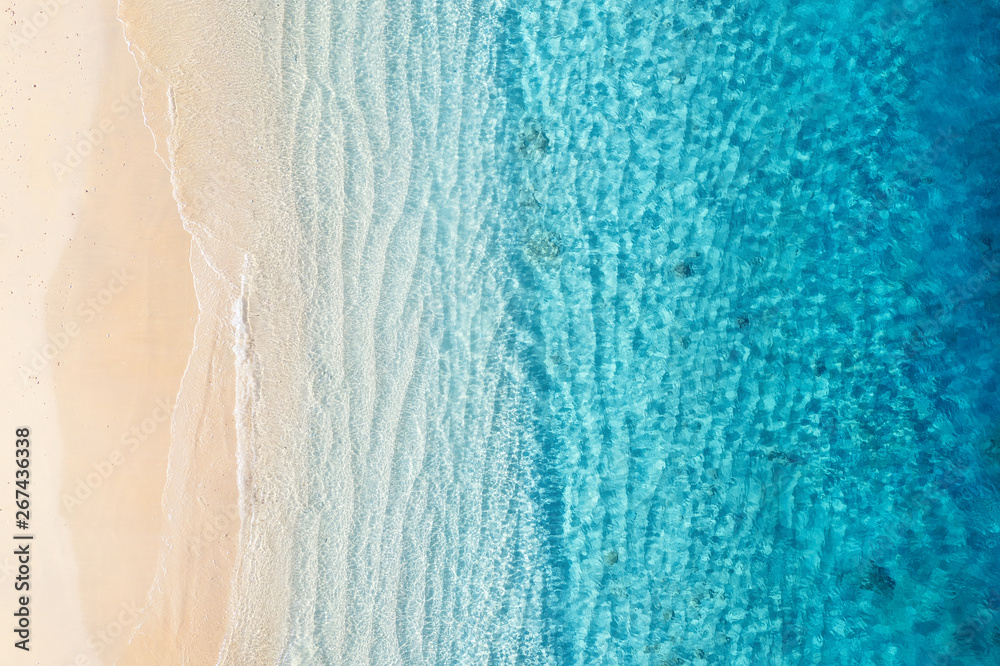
[236,0,1000,662]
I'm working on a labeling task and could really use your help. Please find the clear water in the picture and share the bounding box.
[273,0,1000,663]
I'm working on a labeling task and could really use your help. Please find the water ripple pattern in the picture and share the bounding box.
[277,0,547,662]
[497,0,1000,664]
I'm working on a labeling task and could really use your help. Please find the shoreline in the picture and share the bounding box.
[9,0,313,661]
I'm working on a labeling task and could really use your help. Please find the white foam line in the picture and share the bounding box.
[114,5,250,660]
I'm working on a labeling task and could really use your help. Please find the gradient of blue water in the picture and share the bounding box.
[278,0,1000,662]
[497,0,1000,663]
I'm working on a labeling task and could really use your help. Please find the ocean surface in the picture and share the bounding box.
[139,0,1000,662]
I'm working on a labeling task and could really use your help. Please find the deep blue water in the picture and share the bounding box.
[274,0,1000,662]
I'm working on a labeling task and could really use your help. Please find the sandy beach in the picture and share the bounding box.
[2,1,238,664]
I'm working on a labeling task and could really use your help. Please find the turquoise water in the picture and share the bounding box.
[274,0,1000,662]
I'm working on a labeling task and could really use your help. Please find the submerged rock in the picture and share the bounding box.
[518,123,550,158]
[861,562,896,597]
